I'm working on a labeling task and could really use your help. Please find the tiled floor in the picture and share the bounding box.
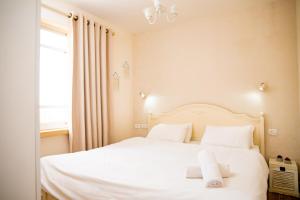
[268,192,299,200]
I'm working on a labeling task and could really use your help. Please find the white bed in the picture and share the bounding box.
[41,104,269,200]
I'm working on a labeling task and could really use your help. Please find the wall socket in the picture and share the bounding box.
[134,123,148,129]
[268,129,278,136]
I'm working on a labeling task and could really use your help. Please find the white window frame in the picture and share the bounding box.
[39,22,71,131]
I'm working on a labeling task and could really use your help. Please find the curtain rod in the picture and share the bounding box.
[41,3,115,36]
[41,3,73,18]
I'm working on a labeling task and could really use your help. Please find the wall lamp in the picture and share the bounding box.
[139,91,147,99]
[258,82,267,92]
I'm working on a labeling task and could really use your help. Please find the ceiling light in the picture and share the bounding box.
[143,0,178,25]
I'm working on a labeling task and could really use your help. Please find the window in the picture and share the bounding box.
[40,26,71,130]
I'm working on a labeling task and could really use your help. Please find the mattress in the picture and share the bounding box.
[41,137,269,200]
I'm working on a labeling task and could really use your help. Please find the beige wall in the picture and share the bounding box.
[133,0,300,163]
[296,2,300,172]
[40,0,133,156]
[108,30,134,143]
[297,1,300,115]
[0,0,39,199]
[40,135,69,156]
[41,1,300,165]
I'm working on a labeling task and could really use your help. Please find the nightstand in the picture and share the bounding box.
[269,158,299,198]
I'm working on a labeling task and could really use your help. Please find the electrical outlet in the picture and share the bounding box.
[268,129,278,136]
[134,124,141,129]
[134,123,148,129]
[141,124,148,129]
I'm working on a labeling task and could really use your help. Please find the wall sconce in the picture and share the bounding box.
[144,95,158,113]
[139,91,147,99]
[258,82,267,92]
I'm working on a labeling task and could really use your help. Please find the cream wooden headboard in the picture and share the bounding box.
[148,104,265,157]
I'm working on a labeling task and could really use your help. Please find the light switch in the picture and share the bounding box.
[268,129,278,136]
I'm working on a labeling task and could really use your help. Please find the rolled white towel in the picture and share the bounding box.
[186,164,231,179]
[198,150,223,188]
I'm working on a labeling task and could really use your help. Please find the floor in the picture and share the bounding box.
[268,192,299,200]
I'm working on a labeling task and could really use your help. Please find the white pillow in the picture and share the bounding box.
[147,123,192,143]
[201,125,255,149]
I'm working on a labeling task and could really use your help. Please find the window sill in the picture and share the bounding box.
[40,129,69,138]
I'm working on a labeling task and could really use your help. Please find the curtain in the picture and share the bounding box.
[71,15,109,152]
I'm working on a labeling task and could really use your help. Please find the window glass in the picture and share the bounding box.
[40,28,71,130]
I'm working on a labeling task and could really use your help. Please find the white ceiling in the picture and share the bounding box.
[62,0,274,33]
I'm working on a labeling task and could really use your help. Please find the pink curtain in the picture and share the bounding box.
[71,15,109,152]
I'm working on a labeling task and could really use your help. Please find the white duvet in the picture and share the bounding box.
[41,137,269,200]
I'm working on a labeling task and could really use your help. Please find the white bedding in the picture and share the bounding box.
[41,137,269,200]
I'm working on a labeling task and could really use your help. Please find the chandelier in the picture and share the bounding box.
[143,0,178,24]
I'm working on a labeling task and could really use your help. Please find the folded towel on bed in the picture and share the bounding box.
[185,164,230,179]
[198,150,223,188]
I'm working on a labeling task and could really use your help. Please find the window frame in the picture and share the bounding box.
[40,128,69,138]
[41,21,69,37]
[39,22,71,133]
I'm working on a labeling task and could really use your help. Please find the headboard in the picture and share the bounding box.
[148,104,265,157]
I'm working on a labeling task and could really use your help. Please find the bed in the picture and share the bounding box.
[41,104,268,200]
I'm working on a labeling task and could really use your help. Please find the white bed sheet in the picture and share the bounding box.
[41,137,269,200]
